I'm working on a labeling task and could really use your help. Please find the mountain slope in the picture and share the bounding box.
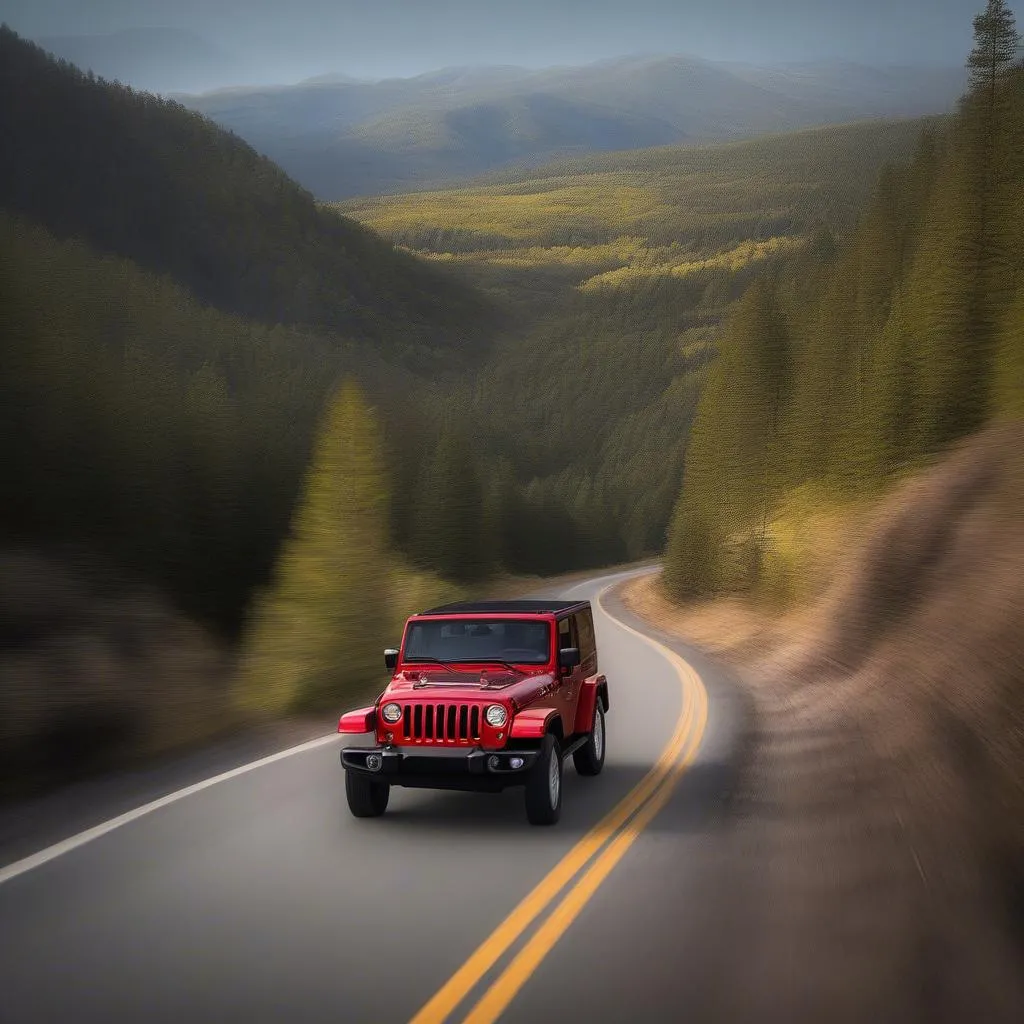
[296,94,683,198]
[182,54,965,199]
[0,28,490,357]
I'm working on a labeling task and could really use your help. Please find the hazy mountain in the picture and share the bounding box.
[721,60,970,115]
[34,28,249,94]
[180,54,966,199]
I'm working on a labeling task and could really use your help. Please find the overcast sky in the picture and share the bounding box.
[0,0,993,80]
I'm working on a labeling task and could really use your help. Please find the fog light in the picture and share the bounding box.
[509,757,524,769]
[487,755,500,771]
[366,754,383,772]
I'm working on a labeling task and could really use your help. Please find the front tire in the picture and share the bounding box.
[525,733,562,825]
[573,703,606,777]
[345,771,390,818]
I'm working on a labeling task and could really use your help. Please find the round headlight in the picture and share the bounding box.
[485,704,507,728]
[381,702,402,724]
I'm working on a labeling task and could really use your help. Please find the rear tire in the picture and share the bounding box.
[573,703,606,777]
[525,733,562,826]
[345,771,390,818]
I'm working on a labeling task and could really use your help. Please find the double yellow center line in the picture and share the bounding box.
[408,587,710,1024]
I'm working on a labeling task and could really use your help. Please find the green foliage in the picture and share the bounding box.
[993,284,1024,417]
[410,419,491,583]
[0,213,368,635]
[0,27,491,365]
[663,280,792,598]
[0,28,502,643]
[664,37,1024,601]
[967,1,1020,95]
[236,381,391,714]
[343,118,929,278]
[344,120,918,569]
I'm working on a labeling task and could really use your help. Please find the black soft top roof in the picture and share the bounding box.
[417,599,590,616]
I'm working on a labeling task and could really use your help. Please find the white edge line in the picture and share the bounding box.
[0,733,340,886]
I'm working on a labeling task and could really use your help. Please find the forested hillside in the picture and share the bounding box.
[663,1,1024,600]
[0,27,488,359]
[0,213,383,635]
[345,119,930,566]
[0,26,491,644]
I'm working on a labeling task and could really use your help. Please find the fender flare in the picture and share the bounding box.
[338,706,377,734]
[509,707,560,740]
[573,674,608,735]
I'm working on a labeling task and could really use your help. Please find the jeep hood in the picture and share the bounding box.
[385,668,550,695]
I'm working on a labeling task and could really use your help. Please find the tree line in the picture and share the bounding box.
[664,0,1024,600]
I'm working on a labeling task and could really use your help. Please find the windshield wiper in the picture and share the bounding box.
[404,656,532,678]
[449,659,528,676]
[403,655,460,674]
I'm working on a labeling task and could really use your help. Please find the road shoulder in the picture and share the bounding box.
[602,576,754,810]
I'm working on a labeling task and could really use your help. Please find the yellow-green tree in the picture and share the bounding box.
[992,284,1024,417]
[237,379,390,714]
[663,278,791,598]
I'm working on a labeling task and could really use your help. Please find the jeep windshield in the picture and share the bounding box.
[402,618,551,666]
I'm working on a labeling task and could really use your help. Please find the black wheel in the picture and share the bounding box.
[525,733,562,826]
[345,771,390,818]
[573,702,606,777]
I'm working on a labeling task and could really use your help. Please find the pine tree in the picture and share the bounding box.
[967,1,1020,102]
[236,379,391,714]
[663,412,725,599]
[893,151,979,452]
[863,290,920,477]
[958,2,1022,417]
[411,418,489,583]
[663,279,791,596]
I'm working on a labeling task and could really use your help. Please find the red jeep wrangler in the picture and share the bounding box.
[338,599,608,825]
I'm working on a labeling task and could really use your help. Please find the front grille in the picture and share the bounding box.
[402,703,482,744]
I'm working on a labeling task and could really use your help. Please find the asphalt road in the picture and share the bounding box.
[0,569,746,1024]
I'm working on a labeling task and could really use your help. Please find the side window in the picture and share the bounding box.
[574,609,597,672]
[557,616,576,653]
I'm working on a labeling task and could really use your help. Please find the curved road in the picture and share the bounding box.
[0,570,746,1024]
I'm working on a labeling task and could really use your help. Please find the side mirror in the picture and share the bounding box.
[558,647,581,670]
[384,648,399,670]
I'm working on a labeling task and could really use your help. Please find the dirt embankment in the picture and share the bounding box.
[624,422,1024,1023]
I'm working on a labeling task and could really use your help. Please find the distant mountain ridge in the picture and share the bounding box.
[181,53,967,199]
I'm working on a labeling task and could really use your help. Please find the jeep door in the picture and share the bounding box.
[555,614,583,734]
[573,606,598,678]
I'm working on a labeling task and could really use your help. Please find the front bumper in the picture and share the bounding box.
[341,745,541,791]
